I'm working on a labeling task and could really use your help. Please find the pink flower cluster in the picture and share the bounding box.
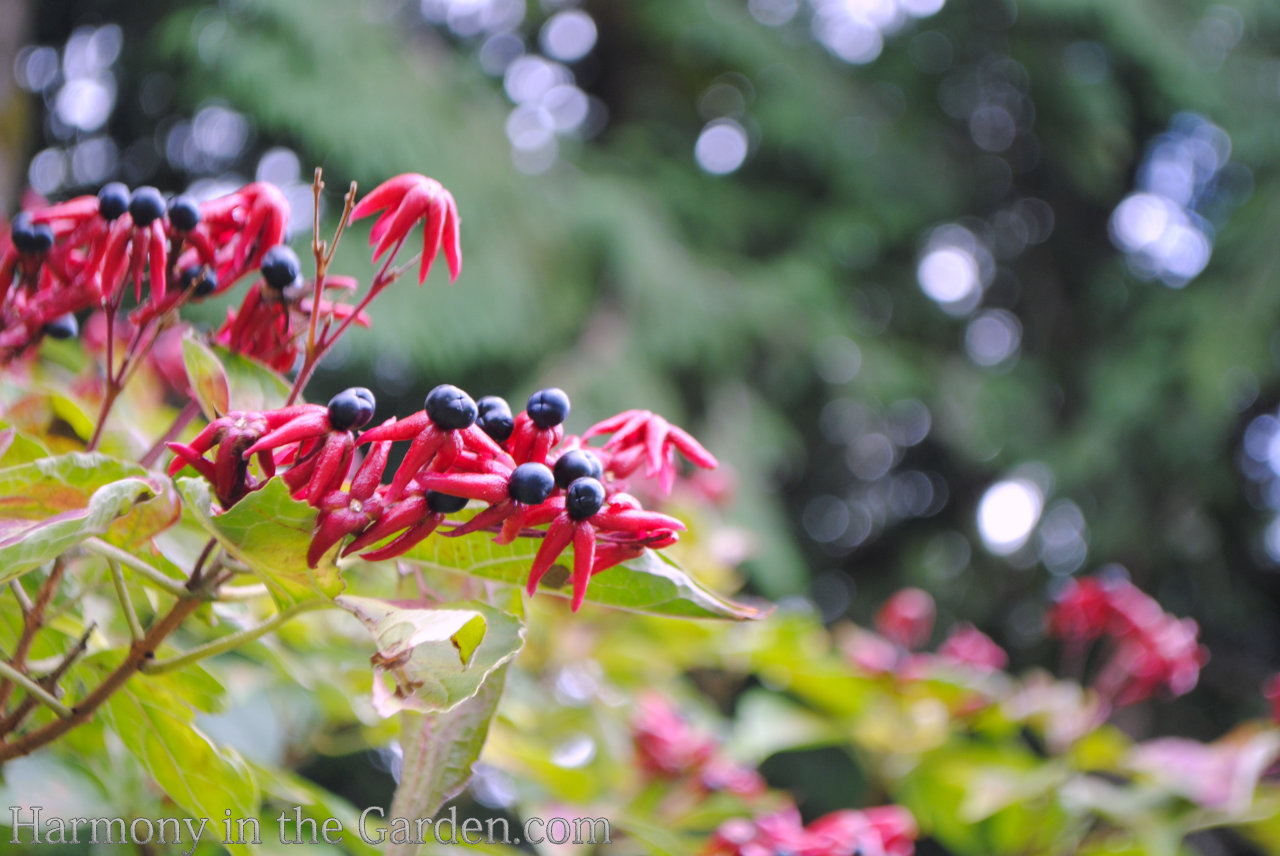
[1266,674,1280,724]
[631,695,918,855]
[1047,574,1208,706]
[844,587,1008,677]
[169,385,718,611]
[631,693,765,797]
[704,805,917,856]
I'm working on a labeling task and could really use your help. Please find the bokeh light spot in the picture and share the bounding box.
[978,479,1044,555]
[695,119,749,175]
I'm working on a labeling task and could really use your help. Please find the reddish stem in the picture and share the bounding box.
[139,399,200,469]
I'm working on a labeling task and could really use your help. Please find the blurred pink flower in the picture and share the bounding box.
[874,587,935,651]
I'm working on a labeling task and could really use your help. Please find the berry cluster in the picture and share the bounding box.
[212,244,366,373]
[1047,574,1207,706]
[704,805,917,856]
[169,383,718,610]
[0,181,290,356]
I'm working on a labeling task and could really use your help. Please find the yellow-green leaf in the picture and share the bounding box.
[336,597,524,716]
[181,334,230,420]
[178,477,341,608]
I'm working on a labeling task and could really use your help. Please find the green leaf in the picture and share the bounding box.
[383,663,512,856]
[101,678,258,856]
[727,688,845,762]
[216,344,291,411]
[0,451,179,550]
[0,425,50,466]
[47,392,95,441]
[181,334,230,420]
[335,597,524,716]
[399,529,770,620]
[0,476,162,583]
[250,762,383,856]
[178,477,341,608]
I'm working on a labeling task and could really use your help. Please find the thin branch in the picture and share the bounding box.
[0,661,72,719]
[0,625,93,737]
[306,167,327,354]
[324,181,359,267]
[218,583,270,601]
[188,538,218,590]
[139,399,200,469]
[292,175,360,405]
[85,384,119,452]
[81,539,187,598]
[8,581,31,616]
[0,578,211,761]
[0,558,67,711]
[87,306,181,452]
[141,600,329,675]
[108,560,143,642]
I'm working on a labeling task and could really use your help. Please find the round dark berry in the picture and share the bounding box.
[97,183,130,221]
[425,384,477,430]
[260,245,302,290]
[566,477,606,521]
[526,387,571,429]
[327,387,376,432]
[128,186,166,227]
[426,491,469,514]
[179,266,218,297]
[508,462,555,506]
[167,195,201,231]
[42,312,78,340]
[553,449,603,489]
[10,214,53,255]
[476,395,514,443]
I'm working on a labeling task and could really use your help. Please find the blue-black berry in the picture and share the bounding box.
[508,462,555,506]
[476,395,514,443]
[553,449,603,489]
[327,387,376,432]
[260,245,302,290]
[167,195,201,231]
[97,183,130,221]
[426,491,469,514]
[10,213,53,255]
[128,186,166,227]
[566,477,605,520]
[179,266,218,297]
[527,387,570,429]
[425,384,477,430]
[43,313,78,340]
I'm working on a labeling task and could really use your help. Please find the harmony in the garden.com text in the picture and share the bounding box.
[10,805,612,851]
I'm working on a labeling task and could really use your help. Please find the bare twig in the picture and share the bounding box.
[141,599,328,675]
[108,560,144,642]
[289,173,359,405]
[0,558,67,711]
[188,538,218,590]
[8,581,32,616]
[0,625,93,737]
[82,539,187,598]
[139,399,200,469]
[0,661,71,718]
[0,590,207,762]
